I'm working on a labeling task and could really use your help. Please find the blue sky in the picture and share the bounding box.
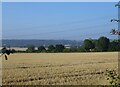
[2,2,118,40]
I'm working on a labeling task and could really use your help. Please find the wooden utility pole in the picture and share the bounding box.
[115,1,120,80]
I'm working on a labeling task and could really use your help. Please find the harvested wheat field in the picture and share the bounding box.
[2,52,118,85]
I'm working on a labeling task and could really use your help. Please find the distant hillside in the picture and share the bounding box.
[2,39,83,47]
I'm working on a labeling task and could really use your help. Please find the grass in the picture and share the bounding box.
[2,52,118,85]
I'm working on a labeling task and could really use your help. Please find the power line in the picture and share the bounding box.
[63,31,111,39]
[4,15,117,32]
[2,14,117,39]
[2,23,115,39]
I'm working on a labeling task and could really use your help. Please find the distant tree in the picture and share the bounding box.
[78,46,86,52]
[55,44,65,52]
[83,39,95,52]
[90,39,98,52]
[63,48,71,52]
[70,48,79,52]
[63,48,78,52]
[109,40,120,51]
[96,36,110,52]
[38,46,46,52]
[91,39,98,46]
[10,49,16,53]
[26,45,35,52]
[47,45,55,52]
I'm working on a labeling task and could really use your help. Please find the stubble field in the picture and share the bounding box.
[2,52,118,85]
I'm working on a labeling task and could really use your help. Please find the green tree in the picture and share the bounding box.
[63,48,71,52]
[10,49,16,53]
[26,45,35,52]
[38,46,46,52]
[84,39,95,52]
[78,46,86,52]
[55,44,65,52]
[63,48,78,52]
[96,36,110,52]
[47,45,55,52]
[108,40,120,51]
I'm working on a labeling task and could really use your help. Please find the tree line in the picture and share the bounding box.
[15,36,119,53]
[2,36,119,53]
[83,36,120,52]
[25,44,65,53]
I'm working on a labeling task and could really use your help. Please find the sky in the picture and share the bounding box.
[2,2,119,40]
